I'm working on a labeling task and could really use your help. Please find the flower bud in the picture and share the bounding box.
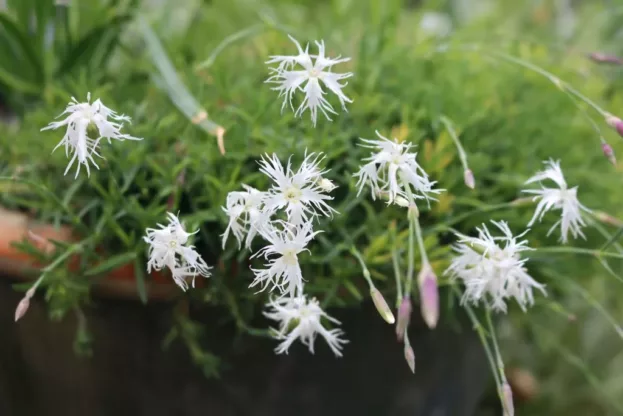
[14,296,31,322]
[602,142,616,166]
[501,382,514,416]
[395,296,412,341]
[510,197,534,207]
[318,178,337,192]
[589,52,623,65]
[606,115,623,138]
[593,210,623,227]
[463,169,475,189]
[408,203,419,218]
[394,196,409,207]
[404,342,415,373]
[370,287,395,324]
[418,264,439,329]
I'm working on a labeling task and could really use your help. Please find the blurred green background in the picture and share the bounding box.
[1,0,623,415]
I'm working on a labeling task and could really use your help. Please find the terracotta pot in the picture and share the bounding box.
[0,207,179,301]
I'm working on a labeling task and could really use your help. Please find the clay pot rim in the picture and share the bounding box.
[0,207,179,302]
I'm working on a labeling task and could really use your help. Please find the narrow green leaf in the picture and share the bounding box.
[0,13,44,84]
[84,252,136,277]
[343,280,363,301]
[137,17,225,152]
[133,257,148,304]
[56,15,130,76]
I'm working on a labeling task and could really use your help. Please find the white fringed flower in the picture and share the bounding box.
[266,35,353,126]
[143,212,211,291]
[221,185,267,249]
[522,159,591,243]
[264,295,348,357]
[445,221,546,312]
[250,220,319,297]
[259,152,337,226]
[42,93,142,178]
[354,131,443,205]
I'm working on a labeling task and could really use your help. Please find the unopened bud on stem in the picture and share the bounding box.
[370,287,395,324]
[408,203,419,218]
[501,382,514,416]
[589,52,623,65]
[318,178,337,192]
[464,169,475,189]
[404,338,415,373]
[606,114,623,138]
[395,296,412,341]
[602,142,617,166]
[394,196,409,207]
[418,263,439,329]
[14,297,30,322]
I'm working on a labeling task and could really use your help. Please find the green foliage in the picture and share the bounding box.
[1,0,623,413]
[0,0,137,112]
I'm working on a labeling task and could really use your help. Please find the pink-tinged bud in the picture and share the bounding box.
[404,342,415,373]
[463,169,475,189]
[501,382,514,416]
[606,115,623,138]
[418,264,439,329]
[14,296,30,322]
[593,210,623,227]
[510,197,533,207]
[408,203,419,218]
[601,142,617,166]
[395,296,412,341]
[370,287,395,324]
[589,52,623,65]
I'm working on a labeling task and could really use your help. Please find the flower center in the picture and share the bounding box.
[282,249,298,265]
[284,186,302,203]
[169,240,178,249]
[308,68,321,78]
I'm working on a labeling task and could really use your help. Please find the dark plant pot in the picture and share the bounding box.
[0,276,491,416]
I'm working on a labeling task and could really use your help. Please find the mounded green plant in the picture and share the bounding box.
[2,0,623,413]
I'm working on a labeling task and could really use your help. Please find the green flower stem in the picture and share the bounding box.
[413,216,429,267]
[401,173,417,295]
[459,287,503,392]
[391,224,404,307]
[350,246,374,289]
[439,115,469,171]
[535,246,623,260]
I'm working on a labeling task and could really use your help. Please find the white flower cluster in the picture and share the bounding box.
[444,158,591,313]
[223,152,347,357]
[36,35,596,369]
[353,137,593,315]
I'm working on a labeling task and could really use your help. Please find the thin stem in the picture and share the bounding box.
[535,246,623,260]
[485,311,505,376]
[459,287,503,391]
[439,115,469,170]
[485,310,512,415]
[350,246,374,288]
[488,50,608,117]
[413,216,429,266]
[406,213,415,294]
[391,227,404,307]
[428,201,519,234]
[400,172,418,295]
